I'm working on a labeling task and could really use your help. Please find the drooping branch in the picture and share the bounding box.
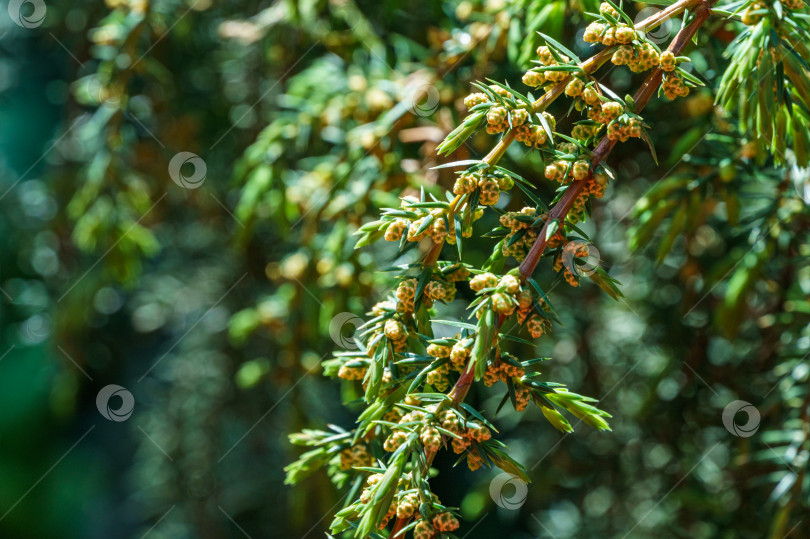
[519,0,717,282]
[422,0,702,271]
[446,0,718,423]
[387,3,717,538]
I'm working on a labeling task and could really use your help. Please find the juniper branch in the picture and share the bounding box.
[422,0,702,268]
[519,0,718,282]
[387,4,719,537]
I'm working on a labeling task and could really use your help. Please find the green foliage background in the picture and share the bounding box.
[0,0,808,538]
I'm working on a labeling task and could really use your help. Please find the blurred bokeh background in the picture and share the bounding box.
[0,0,808,537]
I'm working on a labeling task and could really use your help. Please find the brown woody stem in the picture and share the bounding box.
[519,0,716,282]
[445,0,717,432]
[422,0,701,269]
[390,2,715,537]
